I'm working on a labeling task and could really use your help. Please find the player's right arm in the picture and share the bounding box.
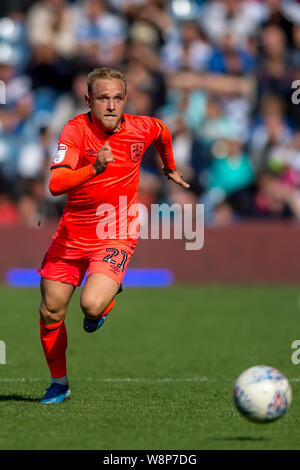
[49,122,113,196]
[49,165,95,196]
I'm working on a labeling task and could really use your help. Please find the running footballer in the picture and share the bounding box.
[38,67,189,404]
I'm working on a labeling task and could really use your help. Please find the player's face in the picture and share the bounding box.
[86,79,127,132]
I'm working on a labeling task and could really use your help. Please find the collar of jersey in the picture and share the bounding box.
[88,112,126,137]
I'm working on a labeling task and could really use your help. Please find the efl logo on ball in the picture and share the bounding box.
[233,365,292,423]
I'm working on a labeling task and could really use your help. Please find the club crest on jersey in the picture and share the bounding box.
[54,144,67,163]
[130,142,145,162]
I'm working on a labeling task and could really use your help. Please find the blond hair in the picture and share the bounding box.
[87,67,127,96]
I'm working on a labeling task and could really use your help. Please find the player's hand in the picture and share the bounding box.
[163,168,190,189]
[94,142,114,175]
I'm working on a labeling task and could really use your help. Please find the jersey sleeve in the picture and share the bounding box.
[50,121,83,170]
[150,118,176,171]
[49,165,95,196]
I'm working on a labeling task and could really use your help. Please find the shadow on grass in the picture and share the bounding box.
[214,436,267,442]
[0,394,40,403]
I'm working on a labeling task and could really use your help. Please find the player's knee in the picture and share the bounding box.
[80,297,108,319]
[39,301,66,325]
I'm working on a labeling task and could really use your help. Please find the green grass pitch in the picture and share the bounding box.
[0,284,299,450]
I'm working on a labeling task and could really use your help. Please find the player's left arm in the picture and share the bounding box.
[152,118,190,189]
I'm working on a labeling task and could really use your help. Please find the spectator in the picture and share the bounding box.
[290,24,300,69]
[208,31,255,75]
[198,95,242,145]
[250,95,293,173]
[256,23,292,101]
[0,49,34,183]
[26,0,78,58]
[269,131,300,189]
[161,20,213,72]
[48,70,90,138]
[75,0,127,67]
[0,182,19,224]
[201,133,254,222]
[171,118,194,176]
[126,65,166,115]
[25,42,74,95]
[0,0,299,226]
[0,9,30,72]
[201,0,265,46]
[226,171,300,221]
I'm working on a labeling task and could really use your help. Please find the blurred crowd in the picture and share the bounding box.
[1,0,300,227]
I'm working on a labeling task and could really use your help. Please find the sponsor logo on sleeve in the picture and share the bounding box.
[54,144,68,163]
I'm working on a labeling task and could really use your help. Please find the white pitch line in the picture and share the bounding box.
[0,377,300,383]
[0,377,210,383]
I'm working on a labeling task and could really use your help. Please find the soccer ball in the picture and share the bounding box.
[233,365,292,423]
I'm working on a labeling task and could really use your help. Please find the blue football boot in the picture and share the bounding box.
[83,313,108,333]
[40,383,71,404]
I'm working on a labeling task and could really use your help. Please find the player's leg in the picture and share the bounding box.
[39,278,76,403]
[80,273,120,332]
[38,251,87,403]
[80,243,136,333]
[39,277,75,324]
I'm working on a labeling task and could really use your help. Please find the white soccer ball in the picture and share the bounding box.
[233,365,292,423]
